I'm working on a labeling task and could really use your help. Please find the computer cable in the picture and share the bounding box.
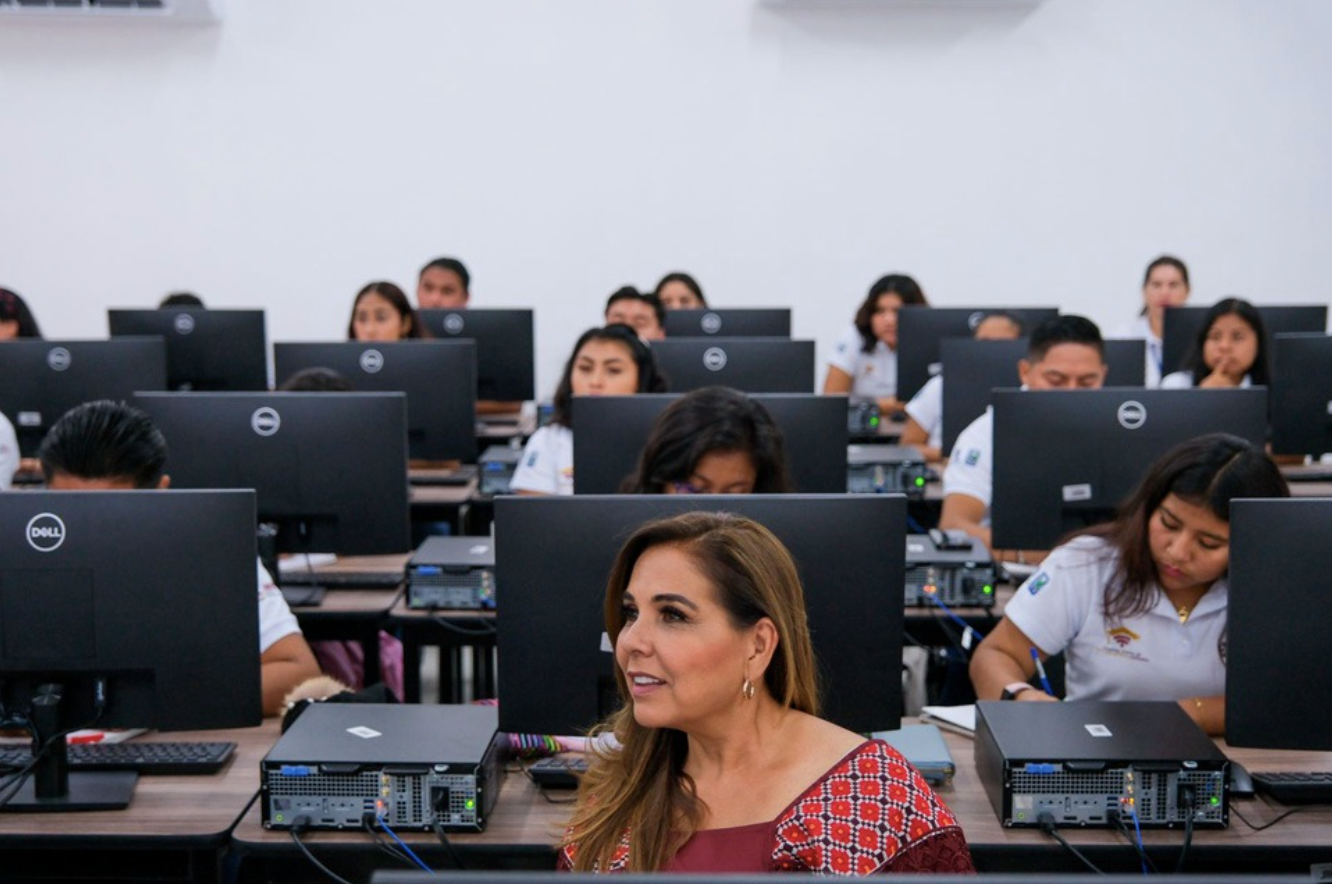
[361,813,414,866]
[1036,811,1107,875]
[1230,802,1306,832]
[0,680,107,809]
[1121,799,1149,876]
[921,593,983,652]
[1110,807,1159,874]
[1174,786,1196,873]
[431,817,468,870]
[375,814,434,873]
[289,816,357,884]
[428,614,497,636]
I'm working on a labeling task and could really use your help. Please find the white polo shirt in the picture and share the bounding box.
[510,424,574,496]
[1112,316,1162,388]
[257,560,302,654]
[828,325,897,400]
[942,406,993,524]
[0,411,17,491]
[904,374,943,450]
[1004,535,1228,702]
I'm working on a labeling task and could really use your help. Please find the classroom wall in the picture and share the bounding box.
[2,0,1329,396]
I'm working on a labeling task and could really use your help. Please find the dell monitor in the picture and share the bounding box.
[896,306,1060,401]
[108,308,269,391]
[1269,333,1332,457]
[662,308,792,338]
[0,339,167,458]
[938,338,1146,452]
[132,392,411,556]
[416,309,535,402]
[649,338,815,393]
[494,494,906,736]
[571,393,847,494]
[1161,304,1327,378]
[1226,498,1332,750]
[274,341,477,463]
[0,489,261,810]
[990,388,1268,550]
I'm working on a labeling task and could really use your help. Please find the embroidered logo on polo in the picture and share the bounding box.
[964,449,981,466]
[1026,572,1050,596]
[1101,626,1148,661]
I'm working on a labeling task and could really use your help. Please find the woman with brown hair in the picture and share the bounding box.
[560,512,973,873]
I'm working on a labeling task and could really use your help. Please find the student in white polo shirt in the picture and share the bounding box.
[939,315,1108,561]
[823,273,927,415]
[969,434,1288,735]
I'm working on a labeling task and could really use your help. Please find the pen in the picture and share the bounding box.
[1029,647,1055,697]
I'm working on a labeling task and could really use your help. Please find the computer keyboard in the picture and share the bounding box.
[528,756,588,789]
[1283,467,1332,483]
[280,570,404,589]
[0,741,236,775]
[410,465,478,486]
[1250,771,1332,804]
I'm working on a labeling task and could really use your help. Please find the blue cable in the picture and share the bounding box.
[1125,801,1148,876]
[377,814,435,874]
[906,514,927,534]
[923,592,977,634]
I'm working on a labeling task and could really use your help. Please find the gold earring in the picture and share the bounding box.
[742,677,756,701]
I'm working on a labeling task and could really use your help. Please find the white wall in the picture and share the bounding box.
[2,0,1329,395]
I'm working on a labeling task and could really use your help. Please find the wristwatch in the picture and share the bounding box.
[1000,682,1034,701]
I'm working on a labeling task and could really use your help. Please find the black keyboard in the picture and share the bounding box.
[280,570,403,589]
[529,756,588,789]
[0,741,236,775]
[1283,468,1332,483]
[1251,771,1332,804]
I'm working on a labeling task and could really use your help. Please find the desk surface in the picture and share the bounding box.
[0,721,276,848]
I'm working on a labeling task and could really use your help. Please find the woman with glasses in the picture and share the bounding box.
[619,386,790,494]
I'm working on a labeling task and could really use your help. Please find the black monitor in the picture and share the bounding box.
[1226,499,1332,750]
[0,339,168,458]
[131,392,411,555]
[416,309,535,401]
[0,489,261,810]
[938,338,1146,452]
[273,341,477,463]
[991,388,1268,550]
[494,494,906,736]
[649,338,814,393]
[1269,333,1332,457]
[1161,304,1327,378]
[662,308,791,338]
[571,393,847,494]
[107,308,268,391]
[896,306,1060,401]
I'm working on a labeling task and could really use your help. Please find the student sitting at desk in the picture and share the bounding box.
[38,400,322,716]
[605,286,666,342]
[901,309,1025,462]
[348,280,427,341]
[619,386,790,494]
[823,273,927,417]
[969,434,1288,735]
[1113,254,1191,387]
[0,287,43,340]
[511,324,667,496]
[939,314,1108,562]
[560,512,974,873]
[654,271,707,310]
[416,256,470,309]
[1160,297,1269,390]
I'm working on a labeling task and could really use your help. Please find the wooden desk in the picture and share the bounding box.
[0,721,276,884]
[388,600,497,704]
[410,479,479,536]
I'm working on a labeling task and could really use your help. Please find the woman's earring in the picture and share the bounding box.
[742,677,756,701]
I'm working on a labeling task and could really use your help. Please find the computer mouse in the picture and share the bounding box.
[1229,761,1255,797]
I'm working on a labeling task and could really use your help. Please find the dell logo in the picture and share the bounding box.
[967,311,985,330]
[701,312,723,335]
[46,347,72,372]
[359,349,385,374]
[173,313,196,335]
[26,513,66,553]
[702,347,728,372]
[1117,400,1147,430]
[443,313,465,335]
[251,407,281,437]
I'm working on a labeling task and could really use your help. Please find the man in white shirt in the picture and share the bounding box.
[940,315,1108,560]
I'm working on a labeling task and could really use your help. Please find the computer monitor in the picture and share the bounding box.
[662,308,791,338]
[1161,304,1327,378]
[990,388,1268,550]
[1226,499,1332,751]
[131,392,411,556]
[938,338,1146,452]
[649,338,815,393]
[0,338,167,458]
[416,309,535,401]
[107,308,269,391]
[273,341,477,463]
[1269,333,1332,457]
[494,494,906,736]
[896,306,1060,401]
[571,393,847,494]
[0,489,261,810]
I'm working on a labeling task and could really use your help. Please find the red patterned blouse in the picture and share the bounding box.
[559,739,974,874]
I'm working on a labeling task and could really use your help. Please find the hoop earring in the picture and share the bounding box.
[742,678,756,701]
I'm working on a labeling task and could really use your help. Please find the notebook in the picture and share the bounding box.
[872,723,956,786]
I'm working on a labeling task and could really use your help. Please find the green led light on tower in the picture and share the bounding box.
[983,584,994,595]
